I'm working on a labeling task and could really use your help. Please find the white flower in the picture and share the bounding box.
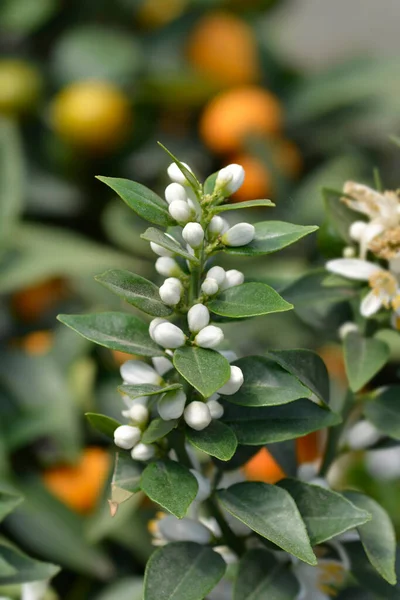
[159,278,183,306]
[207,265,226,286]
[21,582,49,600]
[152,321,186,348]
[208,215,229,236]
[120,360,162,385]
[167,161,193,186]
[152,356,173,376]
[150,513,212,546]
[114,425,141,450]
[188,304,210,333]
[190,469,211,502]
[149,317,168,340]
[184,401,212,430]
[182,222,204,248]
[155,256,181,277]
[338,321,359,340]
[124,404,149,426]
[201,278,219,296]
[169,200,192,223]
[221,223,255,247]
[326,258,400,317]
[150,241,173,257]
[131,442,156,461]
[195,325,224,348]
[207,397,224,419]
[220,269,244,290]
[346,420,382,450]
[217,365,244,395]
[157,389,187,420]
[165,182,188,204]
[215,164,245,196]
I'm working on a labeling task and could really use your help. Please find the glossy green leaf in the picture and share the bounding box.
[279,479,370,546]
[209,283,292,318]
[85,413,121,439]
[119,383,181,400]
[157,142,201,195]
[363,386,400,440]
[97,177,174,227]
[0,542,59,585]
[234,549,299,600]
[0,118,24,243]
[223,221,318,257]
[222,399,340,445]
[173,347,230,397]
[186,421,237,461]
[142,418,179,444]
[265,349,330,405]
[204,172,218,195]
[144,542,226,600]
[0,491,22,523]
[218,482,316,565]
[224,356,312,407]
[140,460,198,519]
[345,542,400,600]
[344,332,389,392]
[141,227,197,262]
[95,269,172,317]
[58,312,162,357]
[110,452,143,511]
[345,491,397,585]
[213,199,275,213]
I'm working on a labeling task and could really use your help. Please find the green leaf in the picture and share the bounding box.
[173,347,230,398]
[213,199,275,213]
[265,349,330,405]
[345,491,397,585]
[345,542,400,600]
[323,188,359,244]
[222,399,340,445]
[141,227,197,262]
[344,332,390,392]
[204,172,218,195]
[144,542,226,600]
[0,118,24,243]
[95,269,172,317]
[234,549,299,600]
[157,142,202,195]
[363,386,400,440]
[0,0,58,34]
[142,418,179,444]
[186,421,237,461]
[0,542,59,585]
[223,221,318,257]
[140,460,198,519]
[97,177,174,227]
[0,491,23,523]
[57,312,162,357]
[110,452,143,511]
[223,356,312,407]
[119,383,181,400]
[208,283,292,318]
[218,482,317,565]
[279,479,370,546]
[85,413,121,439]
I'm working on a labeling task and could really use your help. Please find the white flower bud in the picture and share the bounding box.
[120,360,162,385]
[158,389,187,420]
[182,222,204,248]
[208,216,229,236]
[126,404,149,426]
[222,223,255,247]
[188,304,210,333]
[201,278,219,296]
[184,401,212,431]
[338,321,359,341]
[149,317,168,341]
[152,322,186,348]
[347,420,381,450]
[150,241,173,257]
[195,325,224,349]
[131,442,156,461]
[155,256,181,277]
[158,515,212,544]
[207,398,224,419]
[152,356,173,376]
[165,182,188,204]
[349,220,367,242]
[159,279,182,306]
[220,269,244,290]
[343,246,356,258]
[168,200,192,223]
[207,265,226,286]
[167,161,193,186]
[190,469,211,502]
[216,164,245,196]
[114,425,141,450]
[218,365,244,395]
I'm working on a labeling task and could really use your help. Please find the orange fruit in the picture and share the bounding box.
[296,432,324,465]
[50,81,132,153]
[200,86,282,154]
[187,12,260,87]
[11,277,66,322]
[318,344,347,386]
[0,59,42,117]
[243,448,285,483]
[277,139,303,179]
[229,153,273,201]
[43,447,110,514]
[21,330,53,356]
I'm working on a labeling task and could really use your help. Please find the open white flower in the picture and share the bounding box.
[326,258,400,317]
[293,558,347,600]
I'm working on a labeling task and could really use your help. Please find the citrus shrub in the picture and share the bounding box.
[0,59,42,117]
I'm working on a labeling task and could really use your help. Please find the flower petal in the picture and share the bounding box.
[360,291,383,317]
[326,259,381,281]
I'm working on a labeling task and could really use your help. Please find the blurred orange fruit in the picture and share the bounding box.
[229,153,273,201]
[277,139,303,179]
[137,0,187,28]
[0,59,42,117]
[50,81,132,153]
[243,448,285,483]
[187,12,260,87]
[43,447,110,514]
[200,86,282,154]
[318,344,347,386]
[11,277,67,322]
[296,432,323,465]
[112,349,137,366]
[21,330,54,356]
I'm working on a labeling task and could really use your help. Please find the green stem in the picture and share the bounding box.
[205,496,246,557]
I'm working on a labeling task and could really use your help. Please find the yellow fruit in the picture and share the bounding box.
[50,81,132,153]
[187,11,260,87]
[243,448,285,483]
[0,59,42,117]
[200,86,282,154]
[229,153,273,201]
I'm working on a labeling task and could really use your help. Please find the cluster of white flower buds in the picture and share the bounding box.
[201,265,244,297]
